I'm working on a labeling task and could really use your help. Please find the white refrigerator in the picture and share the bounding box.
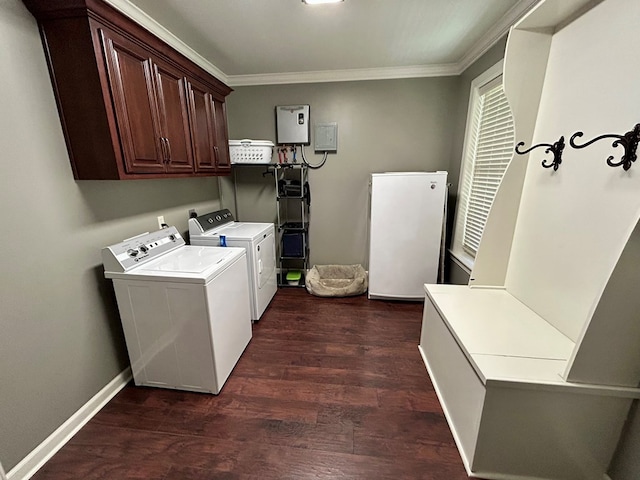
[368,171,447,300]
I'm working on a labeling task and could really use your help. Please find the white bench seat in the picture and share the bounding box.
[419,284,640,480]
[427,285,574,384]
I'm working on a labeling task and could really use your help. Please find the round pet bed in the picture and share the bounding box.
[306,264,368,297]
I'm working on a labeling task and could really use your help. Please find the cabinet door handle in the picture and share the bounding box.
[213,145,219,161]
[160,137,168,163]
[165,137,172,162]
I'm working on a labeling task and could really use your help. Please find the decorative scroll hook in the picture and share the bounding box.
[515,135,565,171]
[569,123,640,171]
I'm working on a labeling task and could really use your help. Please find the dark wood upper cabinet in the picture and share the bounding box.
[23,0,232,180]
[153,62,194,173]
[100,27,165,174]
[187,79,232,174]
[187,80,217,173]
[212,99,231,173]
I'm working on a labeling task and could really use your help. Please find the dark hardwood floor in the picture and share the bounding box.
[32,289,469,480]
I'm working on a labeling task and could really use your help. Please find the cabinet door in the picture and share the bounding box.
[99,28,165,174]
[212,99,231,172]
[154,63,193,173]
[187,81,216,173]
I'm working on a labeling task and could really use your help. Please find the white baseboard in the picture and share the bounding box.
[7,368,132,480]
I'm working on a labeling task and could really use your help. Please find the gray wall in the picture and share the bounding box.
[0,1,221,470]
[224,78,459,266]
[221,39,507,269]
[610,402,640,479]
[445,258,472,285]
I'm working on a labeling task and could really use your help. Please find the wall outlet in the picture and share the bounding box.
[157,215,165,229]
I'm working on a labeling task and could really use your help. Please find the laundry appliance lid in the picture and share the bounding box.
[109,246,245,284]
[194,222,273,242]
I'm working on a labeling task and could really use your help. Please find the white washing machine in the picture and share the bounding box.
[102,226,252,394]
[189,209,277,321]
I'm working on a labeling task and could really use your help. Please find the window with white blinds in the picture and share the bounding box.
[453,62,514,266]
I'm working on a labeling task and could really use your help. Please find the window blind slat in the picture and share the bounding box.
[458,79,514,257]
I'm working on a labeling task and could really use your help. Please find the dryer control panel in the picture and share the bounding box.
[102,226,184,273]
[189,209,235,235]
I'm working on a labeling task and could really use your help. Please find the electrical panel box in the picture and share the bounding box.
[314,123,338,152]
[276,105,310,145]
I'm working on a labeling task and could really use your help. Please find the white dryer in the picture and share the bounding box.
[102,226,252,394]
[189,209,277,321]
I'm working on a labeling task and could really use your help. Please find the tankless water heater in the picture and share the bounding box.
[276,105,310,145]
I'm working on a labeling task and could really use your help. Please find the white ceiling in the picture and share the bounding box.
[109,0,540,86]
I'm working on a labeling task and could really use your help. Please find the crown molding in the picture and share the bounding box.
[105,0,541,86]
[226,64,459,87]
[102,0,229,85]
[456,0,540,73]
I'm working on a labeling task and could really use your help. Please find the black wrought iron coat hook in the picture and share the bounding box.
[515,135,565,171]
[569,123,640,171]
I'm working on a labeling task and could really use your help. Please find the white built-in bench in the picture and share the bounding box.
[424,285,574,384]
[418,0,640,477]
[420,285,640,480]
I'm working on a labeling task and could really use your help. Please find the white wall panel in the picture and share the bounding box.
[505,0,640,341]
